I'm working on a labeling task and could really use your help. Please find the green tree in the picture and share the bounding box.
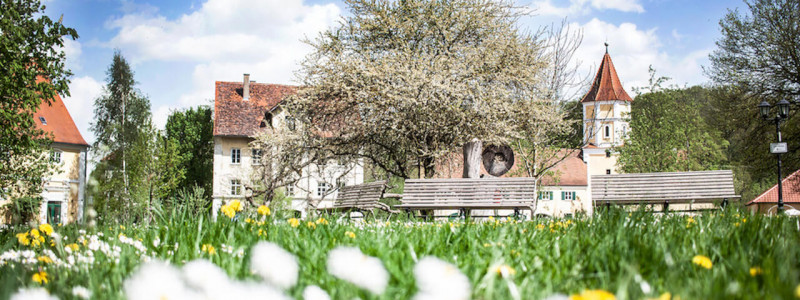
[163,107,214,200]
[0,0,77,200]
[90,51,153,222]
[617,86,729,173]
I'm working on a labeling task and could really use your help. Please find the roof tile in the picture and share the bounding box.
[581,52,633,103]
[213,81,297,137]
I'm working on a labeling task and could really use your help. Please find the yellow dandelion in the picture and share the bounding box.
[536,224,545,230]
[316,218,329,225]
[692,255,712,269]
[221,204,236,219]
[345,231,356,239]
[570,289,616,300]
[66,243,80,251]
[257,205,271,216]
[288,218,300,227]
[229,200,243,212]
[120,225,126,230]
[201,244,216,255]
[37,256,53,264]
[38,224,54,236]
[30,229,41,238]
[16,232,30,246]
[245,218,253,224]
[749,267,762,277]
[32,271,48,284]
[306,221,316,229]
[645,292,672,300]
[795,284,800,298]
[492,264,516,277]
[258,229,266,237]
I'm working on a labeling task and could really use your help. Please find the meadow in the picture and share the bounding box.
[1,205,798,300]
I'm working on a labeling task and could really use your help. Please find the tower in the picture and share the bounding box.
[581,45,632,175]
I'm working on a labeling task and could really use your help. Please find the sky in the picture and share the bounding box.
[44,0,746,149]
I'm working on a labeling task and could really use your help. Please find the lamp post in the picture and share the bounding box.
[758,99,792,213]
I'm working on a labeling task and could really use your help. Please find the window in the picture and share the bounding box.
[537,191,553,200]
[39,116,47,125]
[46,202,61,224]
[317,182,331,197]
[285,184,294,196]
[603,125,611,138]
[606,169,611,175]
[231,148,241,164]
[50,150,61,164]
[336,178,346,189]
[230,179,242,195]
[605,151,611,158]
[562,191,576,201]
[251,149,262,165]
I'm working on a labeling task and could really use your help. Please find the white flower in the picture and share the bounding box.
[182,259,232,299]
[542,294,569,300]
[412,257,471,300]
[124,260,199,300]
[10,288,58,300]
[249,242,298,289]
[303,285,331,300]
[327,247,388,295]
[228,281,291,300]
[71,286,91,299]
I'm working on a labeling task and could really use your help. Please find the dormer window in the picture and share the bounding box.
[39,117,47,125]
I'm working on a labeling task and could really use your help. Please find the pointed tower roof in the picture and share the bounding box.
[580,47,632,103]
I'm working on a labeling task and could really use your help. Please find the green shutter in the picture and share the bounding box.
[549,192,553,200]
[561,191,565,200]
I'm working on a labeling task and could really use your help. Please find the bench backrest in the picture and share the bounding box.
[591,170,740,204]
[402,178,537,206]
[334,181,387,210]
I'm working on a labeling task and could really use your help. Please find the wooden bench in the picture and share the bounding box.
[395,177,538,218]
[591,170,740,210]
[319,181,397,216]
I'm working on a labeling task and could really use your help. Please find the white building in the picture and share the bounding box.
[211,74,364,217]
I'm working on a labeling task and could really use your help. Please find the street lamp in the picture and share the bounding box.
[759,99,793,213]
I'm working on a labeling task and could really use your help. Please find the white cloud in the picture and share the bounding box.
[59,38,82,71]
[569,19,709,98]
[105,0,342,128]
[532,0,644,17]
[62,76,104,145]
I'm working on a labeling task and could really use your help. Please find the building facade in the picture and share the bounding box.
[212,74,364,217]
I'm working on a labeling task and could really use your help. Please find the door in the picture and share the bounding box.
[47,201,61,224]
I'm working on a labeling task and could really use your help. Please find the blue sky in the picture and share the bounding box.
[44,0,745,149]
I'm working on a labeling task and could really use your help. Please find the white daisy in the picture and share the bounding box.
[303,285,331,300]
[10,288,58,300]
[249,242,298,289]
[181,259,232,299]
[412,256,471,300]
[124,260,198,300]
[71,286,91,299]
[327,247,388,295]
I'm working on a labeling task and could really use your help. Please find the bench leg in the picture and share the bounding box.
[721,198,729,209]
[663,201,669,213]
[514,208,520,219]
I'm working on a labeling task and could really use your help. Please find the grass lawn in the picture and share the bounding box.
[1,207,798,299]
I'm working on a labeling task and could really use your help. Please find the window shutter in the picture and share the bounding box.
[561,191,565,200]
[549,192,553,200]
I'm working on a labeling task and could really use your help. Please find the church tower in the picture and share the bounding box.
[581,45,632,175]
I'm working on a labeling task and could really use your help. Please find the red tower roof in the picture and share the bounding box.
[580,51,633,103]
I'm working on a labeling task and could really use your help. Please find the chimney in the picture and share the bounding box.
[243,73,250,100]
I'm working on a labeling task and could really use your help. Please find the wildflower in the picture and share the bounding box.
[258,229,267,237]
[307,221,317,229]
[250,241,299,289]
[124,260,199,300]
[221,205,236,219]
[749,267,762,277]
[327,246,388,294]
[258,205,271,216]
[245,218,253,224]
[686,217,696,228]
[645,293,672,300]
[412,256,471,300]
[38,224,54,236]
[32,271,48,284]
[536,224,545,230]
[303,285,331,300]
[692,255,712,269]
[10,288,58,300]
[569,289,616,300]
[345,231,356,239]
[120,225,126,230]
[229,200,243,212]
[492,264,517,278]
[288,218,300,227]
[72,286,92,299]
[37,256,53,264]
[201,244,216,255]
[16,232,30,246]
[316,218,329,225]
[182,259,233,299]
[66,243,80,252]
[795,284,800,298]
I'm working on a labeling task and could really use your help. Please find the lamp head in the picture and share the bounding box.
[759,100,771,119]
[778,99,791,118]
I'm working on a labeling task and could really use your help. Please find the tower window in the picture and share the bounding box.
[606,151,611,158]
[603,125,611,138]
[606,169,611,175]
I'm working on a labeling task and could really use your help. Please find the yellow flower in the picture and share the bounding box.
[229,200,243,212]
[692,255,712,269]
[795,284,800,298]
[120,225,126,230]
[645,292,672,300]
[288,218,300,227]
[315,218,329,225]
[38,224,54,236]
[201,244,216,255]
[221,205,236,219]
[245,218,253,224]
[258,229,266,237]
[32,271,48,284]
[257,205,271,216]
[66,243,80,251]
[536,224,545,230]
[37,256,53,264]
[345,231,356,239]
[306,221,316,229]
[749,267,763,277]
[492,264,516,277]
[570,289,616,300]
[16,232,30,246]
[30,229,41,238]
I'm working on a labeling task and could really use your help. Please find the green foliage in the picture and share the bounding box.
[2,196,43,225]
[618,85,729,173]
[0,209,798,299]
[163,107,214,200]
[0,0,77,199]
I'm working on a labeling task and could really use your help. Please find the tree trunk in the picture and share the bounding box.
[463,139,482,178]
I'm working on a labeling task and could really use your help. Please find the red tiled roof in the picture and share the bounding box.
[746,169,800,205]
[213,81,297,137]
[435,149,587,186]
[580,52,633,103]
[33,85,89,147]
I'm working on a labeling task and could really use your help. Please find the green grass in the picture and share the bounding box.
[0,207,798,299]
